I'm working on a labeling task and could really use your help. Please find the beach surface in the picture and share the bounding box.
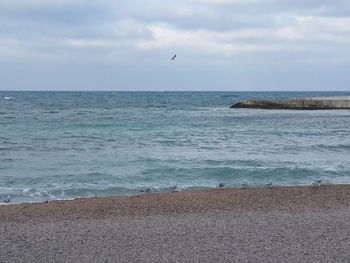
[1,185,350,262]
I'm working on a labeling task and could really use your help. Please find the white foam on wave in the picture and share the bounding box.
[41,190,55,199]
[4,96,16,100]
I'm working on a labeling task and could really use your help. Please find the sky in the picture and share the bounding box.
[1,0,350,91]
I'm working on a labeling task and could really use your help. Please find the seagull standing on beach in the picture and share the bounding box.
[171,54,176,61]
[3,195,11,204]
[218,183,225,188]
[169,184,177,191]
[312,179,323,186]
[141,187,152,193]
[241,181,249,188]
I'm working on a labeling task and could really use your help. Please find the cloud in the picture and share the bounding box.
[0,37,63,61]
[0,1,350,70]
[191,0,270,5]
[295,16,350,34]
[0,0,86,10]
[2,13,350,64]
[64,39,115,48]
[1,0,350,91]
[135,15,350,58]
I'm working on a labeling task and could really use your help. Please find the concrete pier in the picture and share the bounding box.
[231,96,350,110]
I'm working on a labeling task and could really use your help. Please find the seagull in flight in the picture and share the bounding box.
[171,54,176,60]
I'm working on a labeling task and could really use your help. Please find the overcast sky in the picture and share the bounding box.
[1,0,350,91]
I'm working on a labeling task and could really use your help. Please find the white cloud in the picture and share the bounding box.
[0,0,85,10]
[295,16,350,33]
[136,24,309,56]
[2,14,350,63]
[135,16,350,58]
[112,20,152,39]
[64,39,114,48]
[191,0,270,5]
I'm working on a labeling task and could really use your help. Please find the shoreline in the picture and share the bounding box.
[1,184,350,221]
[2,185,350,262]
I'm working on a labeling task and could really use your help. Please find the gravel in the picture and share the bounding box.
[1,185,350,263]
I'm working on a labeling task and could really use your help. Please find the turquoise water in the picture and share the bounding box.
[1,91,350,203]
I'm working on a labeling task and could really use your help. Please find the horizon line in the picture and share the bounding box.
[1,90,350,92]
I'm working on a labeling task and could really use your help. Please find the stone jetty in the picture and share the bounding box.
[231,96,350,110]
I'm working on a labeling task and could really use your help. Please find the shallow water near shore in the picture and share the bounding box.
[1,91,350,203]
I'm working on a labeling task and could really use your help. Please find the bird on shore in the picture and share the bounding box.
[169,184,177,191]
[266,182,273,187]
[241,181,249,188]
[312,179,323,186]
[218,183,225,188]
[3,195,11,204]
[141,187,152,193]
[171,54,176,60]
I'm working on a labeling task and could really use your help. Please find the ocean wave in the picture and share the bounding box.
[4,96,16,100]
[0,178,343,204]
[312,144,350,152]
[2,91,350,204]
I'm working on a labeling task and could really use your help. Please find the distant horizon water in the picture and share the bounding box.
[2,91,350,204]
[2,90,350,92]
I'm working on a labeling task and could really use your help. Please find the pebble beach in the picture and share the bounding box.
[1,185,350,262]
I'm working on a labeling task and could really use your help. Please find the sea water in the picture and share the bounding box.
[1,91,350,203]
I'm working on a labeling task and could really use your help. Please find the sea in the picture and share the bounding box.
[1,91,350,204]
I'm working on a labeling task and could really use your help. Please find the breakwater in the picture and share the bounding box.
[231,96,350,110]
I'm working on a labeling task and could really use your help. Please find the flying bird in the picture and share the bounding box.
[171,54,176,60]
